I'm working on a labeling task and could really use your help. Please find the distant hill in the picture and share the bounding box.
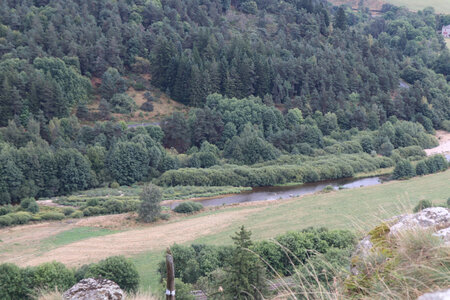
[328,0,384,11]
[329,0,450,14]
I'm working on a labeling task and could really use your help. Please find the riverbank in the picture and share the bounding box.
[425,130,450,156]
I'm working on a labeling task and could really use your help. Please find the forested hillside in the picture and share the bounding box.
[0,0,449,206]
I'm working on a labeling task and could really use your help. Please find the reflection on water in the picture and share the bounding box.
[177,176,383,208]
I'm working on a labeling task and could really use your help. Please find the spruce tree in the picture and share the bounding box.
[224,226,266,299]
[334,7,347,30]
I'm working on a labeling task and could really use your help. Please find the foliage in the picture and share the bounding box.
[0,263,32,300]
[20,197,39,213]
[107,141,150,185]
[158,244,233,285]
[253,228,356,275]
[39,212,65,221]
[224,226,267,299]
[86,256,139,293]
[109,93,136,114]
[138,184,162,223]
[345,226,450,299]
[415,155,448,176]
[173,202,203,214]
[157,153,393,187]
[393,159,415,179]
[172,278,195,300]
[100,68,128,100]
[140,101,154,112]
[413,200,433,213]
[34,262,76,292]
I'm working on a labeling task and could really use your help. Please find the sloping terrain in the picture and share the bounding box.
[329,0,450,13]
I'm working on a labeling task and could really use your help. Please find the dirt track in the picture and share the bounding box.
[0,207,262,267]
[425,130,450,156]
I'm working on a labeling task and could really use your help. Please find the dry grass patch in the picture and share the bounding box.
[15,207,263,268]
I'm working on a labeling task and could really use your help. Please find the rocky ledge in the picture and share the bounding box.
[63,278,124,300]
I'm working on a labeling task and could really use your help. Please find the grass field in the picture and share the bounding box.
[40,227,119,249]
[1,170,449,293]
[329,0,450,14]
[385,0,450,14]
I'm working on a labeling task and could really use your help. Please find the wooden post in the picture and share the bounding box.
[166,248,175,300]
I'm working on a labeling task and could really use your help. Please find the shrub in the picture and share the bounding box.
[0,205,13,216]
[441,120,450,131]
[172,278,195,300]
[40,212,65,221]
[425,155,448,173]
[63,207,76,216]
[122,200,141,212]
[110,181,120,189]
[413,200,433,213]
[173,202,204,214]
[447,197,450,207]
[415,160,429,175]
[393,159,415,179]
[160,213,170,220]
[322,185,334,193]
[82,206,106,216]
[86,256,139,292]
[102,199,124,214]
[9,212,32,225]
[138,184,162,223]
[110,93,137,114]
[140,101,154,112]
[27,202,39,213]
[0,263,31,300]
[75,264,91,282]
[20,197,34,210]
[70,211,84,218]
[20,198,39,213]
[0,215,12,227]
[34,262,75,291]
[86,198,99,207]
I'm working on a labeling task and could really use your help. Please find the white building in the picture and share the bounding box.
[442,25,450,38]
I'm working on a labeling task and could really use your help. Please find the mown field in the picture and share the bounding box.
[0,170,448,293]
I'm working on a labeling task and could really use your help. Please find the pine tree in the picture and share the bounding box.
[224,226,267,299]
[334,7,347,30]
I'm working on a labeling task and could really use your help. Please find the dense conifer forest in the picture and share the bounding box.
[0,0,449,205]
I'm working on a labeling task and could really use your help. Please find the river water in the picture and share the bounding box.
[170,154,450,208]
[192,176,383,208]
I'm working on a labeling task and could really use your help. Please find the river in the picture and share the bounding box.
[169,176,384,208]
[169,154,450,208]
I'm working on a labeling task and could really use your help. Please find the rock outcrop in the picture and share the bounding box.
[418,288,450,300]
[388,207,449,240]
[63,278,124,300]
[352,207,450,275]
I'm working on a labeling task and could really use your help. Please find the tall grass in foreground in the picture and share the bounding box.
[268,228,449,299]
